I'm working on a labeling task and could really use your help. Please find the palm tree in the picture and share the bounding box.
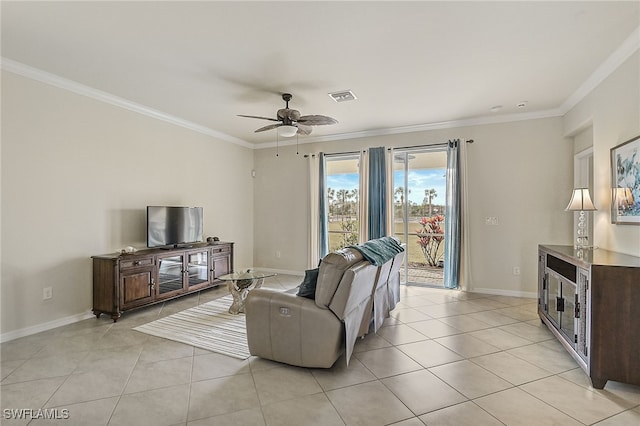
[424,188,437,217]
[336,189,349,221]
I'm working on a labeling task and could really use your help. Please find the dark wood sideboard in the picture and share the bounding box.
[538,244,640,389]
[92,242,233,321]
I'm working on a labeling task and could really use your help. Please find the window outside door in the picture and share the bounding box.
[393,149,447,286]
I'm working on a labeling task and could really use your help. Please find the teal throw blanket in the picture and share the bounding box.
[348,237,404,266]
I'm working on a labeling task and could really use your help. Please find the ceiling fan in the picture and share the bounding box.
[238,93,338,137]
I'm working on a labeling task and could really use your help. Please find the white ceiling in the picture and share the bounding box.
[2,1,639,148]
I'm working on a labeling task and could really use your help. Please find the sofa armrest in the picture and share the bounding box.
[245,289,344,368]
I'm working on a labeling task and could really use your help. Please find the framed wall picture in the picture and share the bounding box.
[610,135,640,225]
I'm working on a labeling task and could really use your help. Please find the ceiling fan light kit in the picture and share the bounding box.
[238,93,338,138]
[278,125,298,138]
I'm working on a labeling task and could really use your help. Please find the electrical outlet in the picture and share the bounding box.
[513,267,521,276]
[485,216,499,226]
[43,287,53,300]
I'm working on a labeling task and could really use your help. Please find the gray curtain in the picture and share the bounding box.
[318,153,329,259]
[444,140,461,289]
[368,147,387,239]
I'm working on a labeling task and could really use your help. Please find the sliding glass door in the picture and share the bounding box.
[393,148,447,286]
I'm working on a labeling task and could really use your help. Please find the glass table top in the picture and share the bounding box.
[217,271,277,281]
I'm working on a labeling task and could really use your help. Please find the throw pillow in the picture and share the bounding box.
[297,267,320,299]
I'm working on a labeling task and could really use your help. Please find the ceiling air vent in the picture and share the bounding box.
[328,90,357,103]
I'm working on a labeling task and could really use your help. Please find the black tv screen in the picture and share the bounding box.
[147,206,203,248]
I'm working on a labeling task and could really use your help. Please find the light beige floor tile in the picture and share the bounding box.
[1,377,67,415]
[593,408,640,426]
[388,417,425,426]
[30,396,119,426]
[72,344,143,374]
[93,328,149,350]
[46,367,131,407]
[470,351,554,385]
[396,340,463,368]
[475,387,583,426]
[1,351,87,384]
[418,401,503,426]
[188,373,260,421]
[261,392,344,426]
[124,356,192,394]
[252,365,323,405]
[389,307,433,323]
[507,342,578,374]
[407,319,462,338]
[494,306,540,321]
[382,369,467,415]
[464,310,520,326]
[429,360,512,398]
[434,334,501,358]
[326,380,413,425]
[467,327,533,350]
[353,333,393,353]
[377,324,430,345]
[0,359,26,381]
[138,336,195,363]
[311,356,376,391]
[498,321,552,343]
[187,408,266,426]
[110,384,189,426]
[559,368,640,407]
[396,295,438,308]
[520,375,631,424]
[437,315,492,332]
[354,346,422,378]
[191,352,251,381]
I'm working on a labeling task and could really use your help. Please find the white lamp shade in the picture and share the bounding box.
[278,125,298,138]
[566,188,596,211]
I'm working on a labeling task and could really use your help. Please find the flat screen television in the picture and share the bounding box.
[147,206,203,248]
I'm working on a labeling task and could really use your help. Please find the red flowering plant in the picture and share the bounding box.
[416,215,445,267]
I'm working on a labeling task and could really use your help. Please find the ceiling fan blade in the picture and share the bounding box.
[237,114,280,122]
[297,115,339,126]
[296,124,313,135]
[254,123,283,133]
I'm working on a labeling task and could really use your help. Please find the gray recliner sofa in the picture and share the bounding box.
[245,238,404,368]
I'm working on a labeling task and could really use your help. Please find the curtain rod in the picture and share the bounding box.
[303,140,474,158]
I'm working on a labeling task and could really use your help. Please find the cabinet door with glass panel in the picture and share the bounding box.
[156,252,186,298]
[186,249,211,291]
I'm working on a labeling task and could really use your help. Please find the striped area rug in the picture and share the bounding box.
[134,295,250,359]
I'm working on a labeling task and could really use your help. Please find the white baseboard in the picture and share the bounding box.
[468,287,537,299]
[1,310,95,343]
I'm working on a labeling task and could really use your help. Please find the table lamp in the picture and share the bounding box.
[566,188,596,249]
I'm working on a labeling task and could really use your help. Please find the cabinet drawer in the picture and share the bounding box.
[120,258,154,270]
[210,245,231,255]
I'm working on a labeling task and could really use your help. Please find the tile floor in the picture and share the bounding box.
[1,274,639,425]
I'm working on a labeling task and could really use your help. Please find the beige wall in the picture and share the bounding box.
[1,71,255,338]
[563,51,640,256]
[253,117,574,297]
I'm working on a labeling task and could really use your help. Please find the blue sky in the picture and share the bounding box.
[327,169,446,205]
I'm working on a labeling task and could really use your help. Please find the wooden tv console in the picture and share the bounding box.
[92,242,233,321]
[538,244,640,389]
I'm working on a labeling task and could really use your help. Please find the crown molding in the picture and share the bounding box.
[254,108,565,150]
[0,58,253,149]
[560,26,640,114]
